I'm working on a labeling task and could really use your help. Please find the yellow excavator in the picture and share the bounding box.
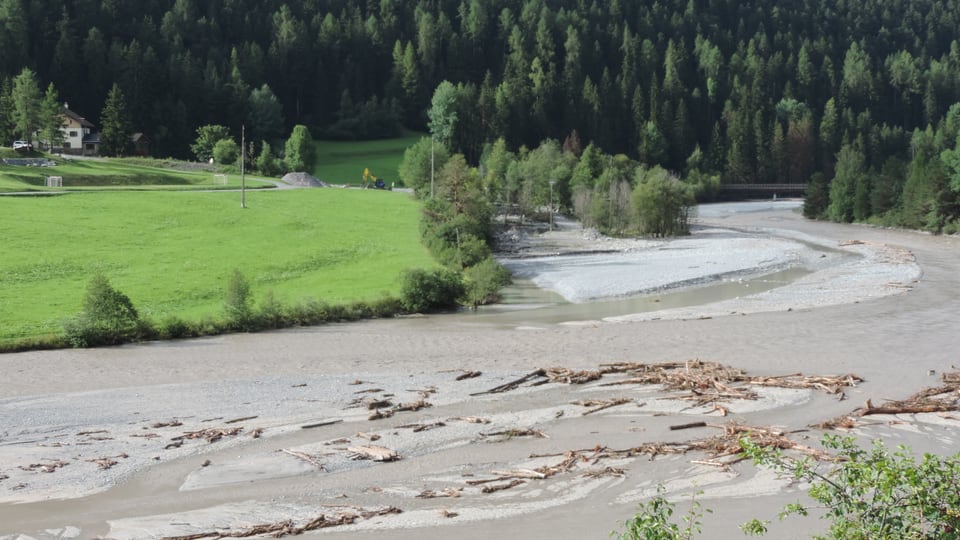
[362,168,388,189]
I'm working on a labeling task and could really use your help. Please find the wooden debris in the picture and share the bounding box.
[151,421,183,428]
[131,433,160,439]
[395,399,432,412]
[669,421,707,431]
[249,427,264,439]
[292,383,308,388]
[397,421,446,432]
[326,438,351,445]
[280,449,326,470]
[480,428,548,439]
[19,460,69,473]
[439,509,459,518]
[301,419,343,429]
[369,409,394,420]
[416,487,462,499]
[471,370,547,396]
[818,374,960,430]
[165,440,183,450]
[545,367,602,384]
[356,432,381,441]
[597,360,862,407]
[77,430,109,436]
[225,415,258,424]
[0,473,7,481]
[481,479,525,493]
[456,370,482,381]
[160,506,401,540]
[581,467,626,478]
[448,416,491,424]
[349,379,367,385]
[353,388,384,394]
[86,454,128,470]
[366,399,393,410]
[573,397,633,415]
[348,445,401,462]
[411,386,439,398]
[171,427,242,444]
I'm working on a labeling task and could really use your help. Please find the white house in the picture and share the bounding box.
[59,103,98,156]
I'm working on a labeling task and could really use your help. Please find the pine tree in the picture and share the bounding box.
[99,84,132,156]
[39,83,64,152]
[11,68,41,141]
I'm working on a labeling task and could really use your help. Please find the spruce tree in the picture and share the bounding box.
[99,84,132,156]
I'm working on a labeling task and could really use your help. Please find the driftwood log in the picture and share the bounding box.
[347,445,401,462]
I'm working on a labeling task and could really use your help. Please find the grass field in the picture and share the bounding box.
[0,188,432,344]
[312,133,424,186]
[0,154,274,192]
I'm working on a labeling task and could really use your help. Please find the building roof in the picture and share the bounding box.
[62,104,95,128]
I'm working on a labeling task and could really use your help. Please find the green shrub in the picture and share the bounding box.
[400,267,465,313]
[257,290,286,329]
[212,138,239,165]
[158,315,193,339]
[223,269,253,330]
[741,435,960,539]
[284,298,330,326]
[463,257,512,307]
[63,274,143,347]
[613,486,707,540]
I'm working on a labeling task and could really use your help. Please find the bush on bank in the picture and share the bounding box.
[21,271,416,351]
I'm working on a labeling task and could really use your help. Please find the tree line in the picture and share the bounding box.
[2,0,960,229]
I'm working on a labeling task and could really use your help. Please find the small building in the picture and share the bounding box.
[59,104,96,155]
[131,132,150,156]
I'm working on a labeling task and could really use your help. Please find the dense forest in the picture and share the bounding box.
[2,0,960,230]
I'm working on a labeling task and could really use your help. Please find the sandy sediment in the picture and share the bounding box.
[0,201,955,540]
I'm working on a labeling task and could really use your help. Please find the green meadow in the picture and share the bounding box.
[0,188,432,344]
[312,133,424,186]
[0,153,274,192]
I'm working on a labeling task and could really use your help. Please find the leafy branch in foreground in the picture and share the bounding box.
[612,486,709,540]
[740,434,960,539]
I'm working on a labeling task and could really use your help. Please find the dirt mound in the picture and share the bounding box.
[281,172,328,187]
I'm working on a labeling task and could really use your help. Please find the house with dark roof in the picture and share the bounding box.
[59,104,98,156]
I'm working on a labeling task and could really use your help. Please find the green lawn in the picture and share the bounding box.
[0,188,432,343]
[312,133,424,186]
[0,154,274,192]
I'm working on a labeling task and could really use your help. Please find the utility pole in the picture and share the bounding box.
[240,124,246,209]
[549,179,556,231]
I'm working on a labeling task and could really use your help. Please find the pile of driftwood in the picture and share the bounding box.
[817,372,960,429]
[417,422,829,497]
[161,506,402,540]
[19,460,69,473]
[472,360,861,409]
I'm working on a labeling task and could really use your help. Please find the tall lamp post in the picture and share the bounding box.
[548,179,556,231]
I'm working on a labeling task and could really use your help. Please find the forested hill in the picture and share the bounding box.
[3,1,960,225]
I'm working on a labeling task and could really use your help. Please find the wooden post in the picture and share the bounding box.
[240,124,246,208]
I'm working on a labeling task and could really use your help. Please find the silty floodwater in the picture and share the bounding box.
[450,200,843,327]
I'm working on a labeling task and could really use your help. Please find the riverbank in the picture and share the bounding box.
[0,202,955,540]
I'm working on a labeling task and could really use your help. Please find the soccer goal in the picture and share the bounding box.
[45,176,63,187]
[213,174,229,186]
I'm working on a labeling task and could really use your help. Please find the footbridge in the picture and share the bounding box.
[718,183,807,199]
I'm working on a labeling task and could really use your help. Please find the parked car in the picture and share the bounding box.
[12,140,33,152]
